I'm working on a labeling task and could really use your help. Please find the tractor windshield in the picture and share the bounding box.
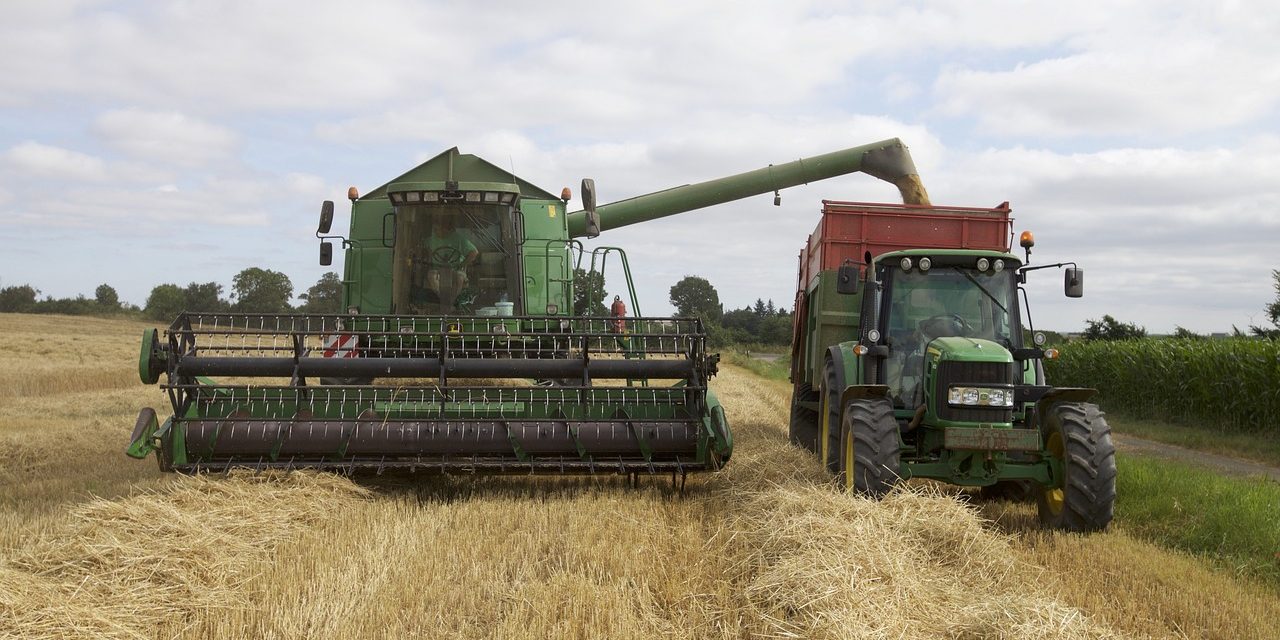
[391,203,519,315]
[880,264,1017,407]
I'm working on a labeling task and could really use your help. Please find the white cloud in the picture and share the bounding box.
[93,109,238,167]
[4,141,107,181]
[933,7,1280,137]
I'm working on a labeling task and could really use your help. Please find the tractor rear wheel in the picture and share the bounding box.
[1037,402,1116,532]
[789,383,819,452]
[838,398,900,497]
[821,361,844,473]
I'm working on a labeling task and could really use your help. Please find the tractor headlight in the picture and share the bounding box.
[948,386,1014,407]
[919,257,932,271]
[977,257,990,271]
[900,257,913,271]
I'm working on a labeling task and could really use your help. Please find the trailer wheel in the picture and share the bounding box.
[788,383,819,453]
[838,398,900,497]
[1037,402,1116,532]
[821,360,844,473]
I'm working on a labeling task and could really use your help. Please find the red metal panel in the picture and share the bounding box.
[809,201,1012,273]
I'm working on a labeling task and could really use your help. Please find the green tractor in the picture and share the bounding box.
[128,138,930,479]
[790,199,1116,531]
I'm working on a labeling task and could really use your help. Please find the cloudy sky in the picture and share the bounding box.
[2,1,1277,334]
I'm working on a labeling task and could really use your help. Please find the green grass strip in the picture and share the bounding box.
[1117,453,1280,589]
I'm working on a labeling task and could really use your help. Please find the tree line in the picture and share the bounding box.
[0,269,344,320]
[667,275,793,346]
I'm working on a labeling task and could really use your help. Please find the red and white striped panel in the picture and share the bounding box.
[322,333,360,358]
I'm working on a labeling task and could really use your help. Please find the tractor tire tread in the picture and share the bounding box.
[843,398,900,498]
[1040,402,1116,532]
[789,383,820,453]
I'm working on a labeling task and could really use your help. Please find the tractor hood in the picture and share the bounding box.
[926,336,1014,365]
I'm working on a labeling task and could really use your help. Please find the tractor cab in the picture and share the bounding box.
[873,251,1022,409]
[385,184,524,315]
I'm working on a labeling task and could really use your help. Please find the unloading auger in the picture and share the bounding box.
[127,138,927,476]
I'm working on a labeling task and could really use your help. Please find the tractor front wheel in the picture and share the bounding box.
[1037,402,1116,532]
[838,398,901,497]
[789,383,819,453]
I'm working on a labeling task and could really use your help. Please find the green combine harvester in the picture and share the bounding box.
[127,138,929,477]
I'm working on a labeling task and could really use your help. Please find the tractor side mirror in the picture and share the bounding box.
[1065,267,1084,298]
[318,200,334,234]
[320,241,333,266]
[581,178,601,238]
[836,263,860,295]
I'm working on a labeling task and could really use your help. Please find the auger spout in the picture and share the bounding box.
[566,137,930,237]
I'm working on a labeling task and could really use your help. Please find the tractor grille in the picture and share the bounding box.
[935,360,1015,423]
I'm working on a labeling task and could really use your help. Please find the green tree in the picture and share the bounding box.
[1248,269,1280,339]
[1172,326,1204,340]
[298,272,344,314]
[0,284,38,312]
[184,282,227,311]
[1082,314,1147,341]
[94,284,120,309]
[572,268,607,316]
[232,268,293,313]
[669,276,721,321]
[145,284,185,321]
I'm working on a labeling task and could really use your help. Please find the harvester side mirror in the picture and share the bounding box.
[320,241,333,266]
[581,178,601,238]
[1065,268,1084,298]
[318,200,334,234]
[836,263,860,295]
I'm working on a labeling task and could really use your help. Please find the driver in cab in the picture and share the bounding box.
[422,214,478,308]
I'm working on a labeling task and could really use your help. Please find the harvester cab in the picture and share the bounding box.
[792,199,1116,532]
[129,139,932,481]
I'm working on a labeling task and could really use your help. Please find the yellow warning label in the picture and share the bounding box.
[548,205,557,218]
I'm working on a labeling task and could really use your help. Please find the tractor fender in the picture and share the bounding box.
[1031,387,1099,430]
[826,342,861,392]
[839,384,891,412]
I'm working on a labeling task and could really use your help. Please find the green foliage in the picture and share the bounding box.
[1171,326,1204,340]
[298,272,344,314]
[572,268,607,316]
[94,284,120,309]
[232,268,293,313]
[1045,337,1280,434]
[1116,454,1280,588]
[1249,269,1280,339]
[145,284,186,321]
[668,276,721,321]
[720,298,792,346]
[184,282,228,311]
[1082,314,1147,341]
[0,285,39,312]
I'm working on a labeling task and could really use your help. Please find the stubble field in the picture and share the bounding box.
[1,313,1277,639]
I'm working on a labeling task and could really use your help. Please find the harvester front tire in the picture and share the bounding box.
[789,383,819,453]
[838,398,900,498]
[1037,402,1116,532]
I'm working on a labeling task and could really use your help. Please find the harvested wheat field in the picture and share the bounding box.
[1,313,1277,639]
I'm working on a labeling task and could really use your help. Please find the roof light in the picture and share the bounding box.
[1020,231,1035,249]
[347,186,359,201]
[977,257,990,271]
[867,329,881,342]
[465,192,481,203]
[406,191,421,202]
[389,193,403,204]
[483,192,499,203]
[919,257,932,271]
[500,193,515,204]
[424,192,439,202]
[900,257,913,271]
[993,259,1005,272]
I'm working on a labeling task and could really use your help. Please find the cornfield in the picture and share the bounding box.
[1046,338,1280,434]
